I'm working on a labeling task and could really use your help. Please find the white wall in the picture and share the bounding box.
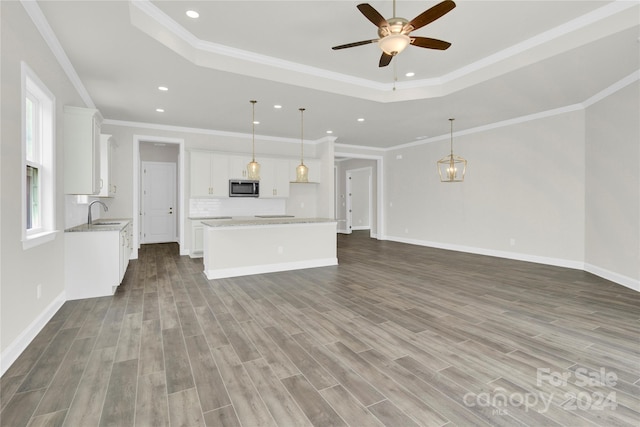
[585,82,640,288]
[1,2,87,366]
[385,110,586,267]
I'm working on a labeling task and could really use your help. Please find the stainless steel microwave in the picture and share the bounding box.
[229,180,259,197]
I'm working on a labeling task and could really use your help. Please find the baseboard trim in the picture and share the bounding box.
[385,235,584,270]
[1,291,66,376]
[383,234,638,292]
[584,263,639,292]
[205,258,338,280]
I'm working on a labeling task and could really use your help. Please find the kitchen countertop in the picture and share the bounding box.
[201,217,336,228]
[65,218,131,232]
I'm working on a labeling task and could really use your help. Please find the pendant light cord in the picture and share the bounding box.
[250,100,257,162]
[449,118,454,156]
[299,108,306,164]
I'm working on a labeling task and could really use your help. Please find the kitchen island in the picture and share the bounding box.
[201,217,337,279]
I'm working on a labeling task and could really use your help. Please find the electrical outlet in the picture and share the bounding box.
[396,154,403,160]
[300,202,304,208]
[405,228,409,234]
[510,238,516,246]
[36,284,42,299]
[277,246,283,254]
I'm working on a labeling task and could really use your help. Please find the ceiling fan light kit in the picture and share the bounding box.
[437,118,467,182]
[378,33,411,56]
[332,0,456,67]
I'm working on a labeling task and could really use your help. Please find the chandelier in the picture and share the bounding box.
[437,118,467,182]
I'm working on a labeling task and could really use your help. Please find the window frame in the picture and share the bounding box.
[22,62,57,249]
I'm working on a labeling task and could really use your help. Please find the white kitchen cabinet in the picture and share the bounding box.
[65,222,132,300]
[97,134,116,197]
[64,106,103,194]
[289,158,321,183]
[190,151,228,197]
[228,155,253,179]
[260,158,290,198]
[190,220,204,258]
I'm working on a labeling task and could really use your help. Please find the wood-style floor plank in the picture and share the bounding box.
[99,359,137,427]
[134,372,169,427]
[1,235,638,427]
[62,347,115,427]
[167,387,205,427]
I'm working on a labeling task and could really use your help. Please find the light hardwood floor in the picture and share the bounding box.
[1,231,639,426]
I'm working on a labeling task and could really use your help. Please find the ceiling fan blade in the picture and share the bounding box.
[411,37,451,50]
[379,52,393,67]
[332,39,379,50]
[408,0,456,32]
[357,3,388,28]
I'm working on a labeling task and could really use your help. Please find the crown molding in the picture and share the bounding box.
[20,0,95,109]
[582,69,640,108]
[104,118,325,145]
[129,0,638,103]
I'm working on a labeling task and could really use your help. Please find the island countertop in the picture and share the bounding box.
[201,217,336,228]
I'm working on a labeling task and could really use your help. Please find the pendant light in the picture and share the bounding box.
[437,118,467,182]
[247,100,260,180]
[295,107,309,182]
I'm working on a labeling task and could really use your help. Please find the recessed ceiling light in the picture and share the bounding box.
[156,108,164,113]
[274,105,282,109]
[326,130,333,134]
[357,118,365,122]
[158,86,168,91]
[186,10,199,18]
[405,72,415,77]
[253,121,260,125]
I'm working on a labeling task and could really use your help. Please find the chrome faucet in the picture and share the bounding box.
[88,200,108,225]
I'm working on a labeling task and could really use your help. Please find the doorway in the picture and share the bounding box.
[133,137,184,258]
[346,167,373,235]
[334,154,383,239]
[141,161,176,243]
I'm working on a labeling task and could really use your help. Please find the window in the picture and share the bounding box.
[22,62,56,249]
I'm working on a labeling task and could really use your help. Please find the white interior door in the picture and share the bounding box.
[142,161,176,244]
[345,172,353,234]
[349,168,371,231]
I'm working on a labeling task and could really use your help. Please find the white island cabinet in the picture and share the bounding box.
[65,220,132,300]
[202,217,337,279]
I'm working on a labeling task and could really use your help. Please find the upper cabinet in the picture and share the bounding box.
[228,155,252,180]
[260,158,290,198]
[190,151,228,197]
[97,134,116,197]
[64,106,103,194]
[189,150,323,199]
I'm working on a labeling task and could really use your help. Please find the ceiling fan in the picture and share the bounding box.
[332,0,456,67]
